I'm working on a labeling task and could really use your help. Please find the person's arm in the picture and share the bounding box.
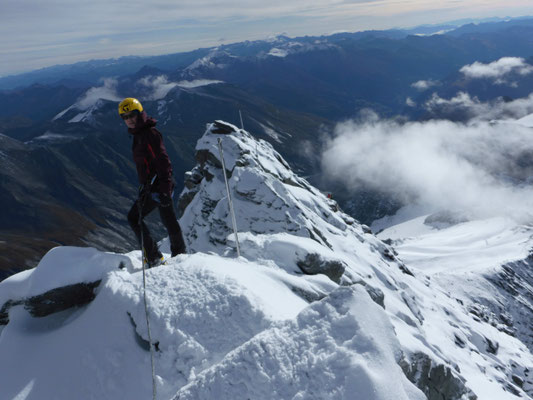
[147,128,173,195]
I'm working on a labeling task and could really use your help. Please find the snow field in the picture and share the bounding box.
[173,285,425,400]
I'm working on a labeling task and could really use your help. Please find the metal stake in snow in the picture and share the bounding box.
[217,137,241,257]
[239,110,244,130]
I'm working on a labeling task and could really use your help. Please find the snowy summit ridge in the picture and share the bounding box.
[1,121,533,399]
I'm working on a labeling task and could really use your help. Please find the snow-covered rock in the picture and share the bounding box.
[379,212,533,398]
[2,121,533,399]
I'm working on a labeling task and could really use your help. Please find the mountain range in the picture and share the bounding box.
[2,16,533,277]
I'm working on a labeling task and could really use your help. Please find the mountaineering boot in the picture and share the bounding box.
[145,247,165,269]
[148,253,165,269]
[170,233,187,257]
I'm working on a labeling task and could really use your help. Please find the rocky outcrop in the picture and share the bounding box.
[400,352,477,400]
[0,280,101,325]
[296,253,346,283]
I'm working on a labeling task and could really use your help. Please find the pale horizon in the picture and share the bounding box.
[2,0,533,78]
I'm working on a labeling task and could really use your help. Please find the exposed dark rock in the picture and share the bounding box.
[1,280,101,325]
[467,303,512,335]
[353,281,385,308]
[327,200,340,213]
[454,334,466,348]
[234,158,250,168]
[484,257,533,349]
[361,224,372,234]
[486,337,499,355]
[398,262,415,277]
[400,352,477,400]
[504,383,521,396]
[201,198,220,220]
[204,169,215,182]
[235,188,263,204]
[382,247,396,261]
[177,189,199,218]
[25,280,101,317]
[306,226,333,249]
[273,152,291,170]
[289,285,327,303]
[296,253,346,283]
[196,149,222,169]
[127,312,160,352]
[184,167,204,189]
[211,120,237,135]
[0,299,24,325]
[281,176,306,189]
[512,374,524,388]
[401,290,424,325]
[499,312,514,327]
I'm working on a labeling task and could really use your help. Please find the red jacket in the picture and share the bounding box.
[129,112,174,195]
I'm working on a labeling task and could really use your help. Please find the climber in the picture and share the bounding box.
[118,97,187,267]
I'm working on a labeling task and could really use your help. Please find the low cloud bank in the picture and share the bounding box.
[425,92,533,122]
[460,57,533,85]
[138,76,223,99]
[139,75,179,100]
[77,78,121,110]
[321,110,533,221]
[177,79,223,88]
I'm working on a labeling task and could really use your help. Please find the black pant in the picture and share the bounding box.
[127,195,186,258]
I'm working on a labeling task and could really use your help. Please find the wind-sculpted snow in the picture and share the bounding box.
[173,286,425,400]
[0,246,131,308]
[2,121,533,399]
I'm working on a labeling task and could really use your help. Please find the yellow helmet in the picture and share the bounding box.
[118,97,143,115]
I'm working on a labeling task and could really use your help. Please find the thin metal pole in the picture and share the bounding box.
[239,110,244,130]
[217,138,241,257]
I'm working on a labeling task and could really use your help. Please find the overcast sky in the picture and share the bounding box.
[2,0,533,77]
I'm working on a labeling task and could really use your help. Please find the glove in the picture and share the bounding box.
[159,193,173,208]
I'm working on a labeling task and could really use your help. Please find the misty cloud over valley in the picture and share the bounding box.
[322,108,533,221]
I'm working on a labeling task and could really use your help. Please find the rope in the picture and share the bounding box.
[138,198,157,400]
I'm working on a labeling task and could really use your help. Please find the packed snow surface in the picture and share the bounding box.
[378,214,531,273]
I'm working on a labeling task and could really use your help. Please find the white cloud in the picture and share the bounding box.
[460,57,533,84]
[138,76,179,100]
[137,76,224,100]
[424,91,533,121]
[176,79,223,88]
[76,78,121,110]
[411,79,440,91]
[321,109,533,221]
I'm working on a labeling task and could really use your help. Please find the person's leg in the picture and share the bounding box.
[158,200,187,256]
[127,197,161,260]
